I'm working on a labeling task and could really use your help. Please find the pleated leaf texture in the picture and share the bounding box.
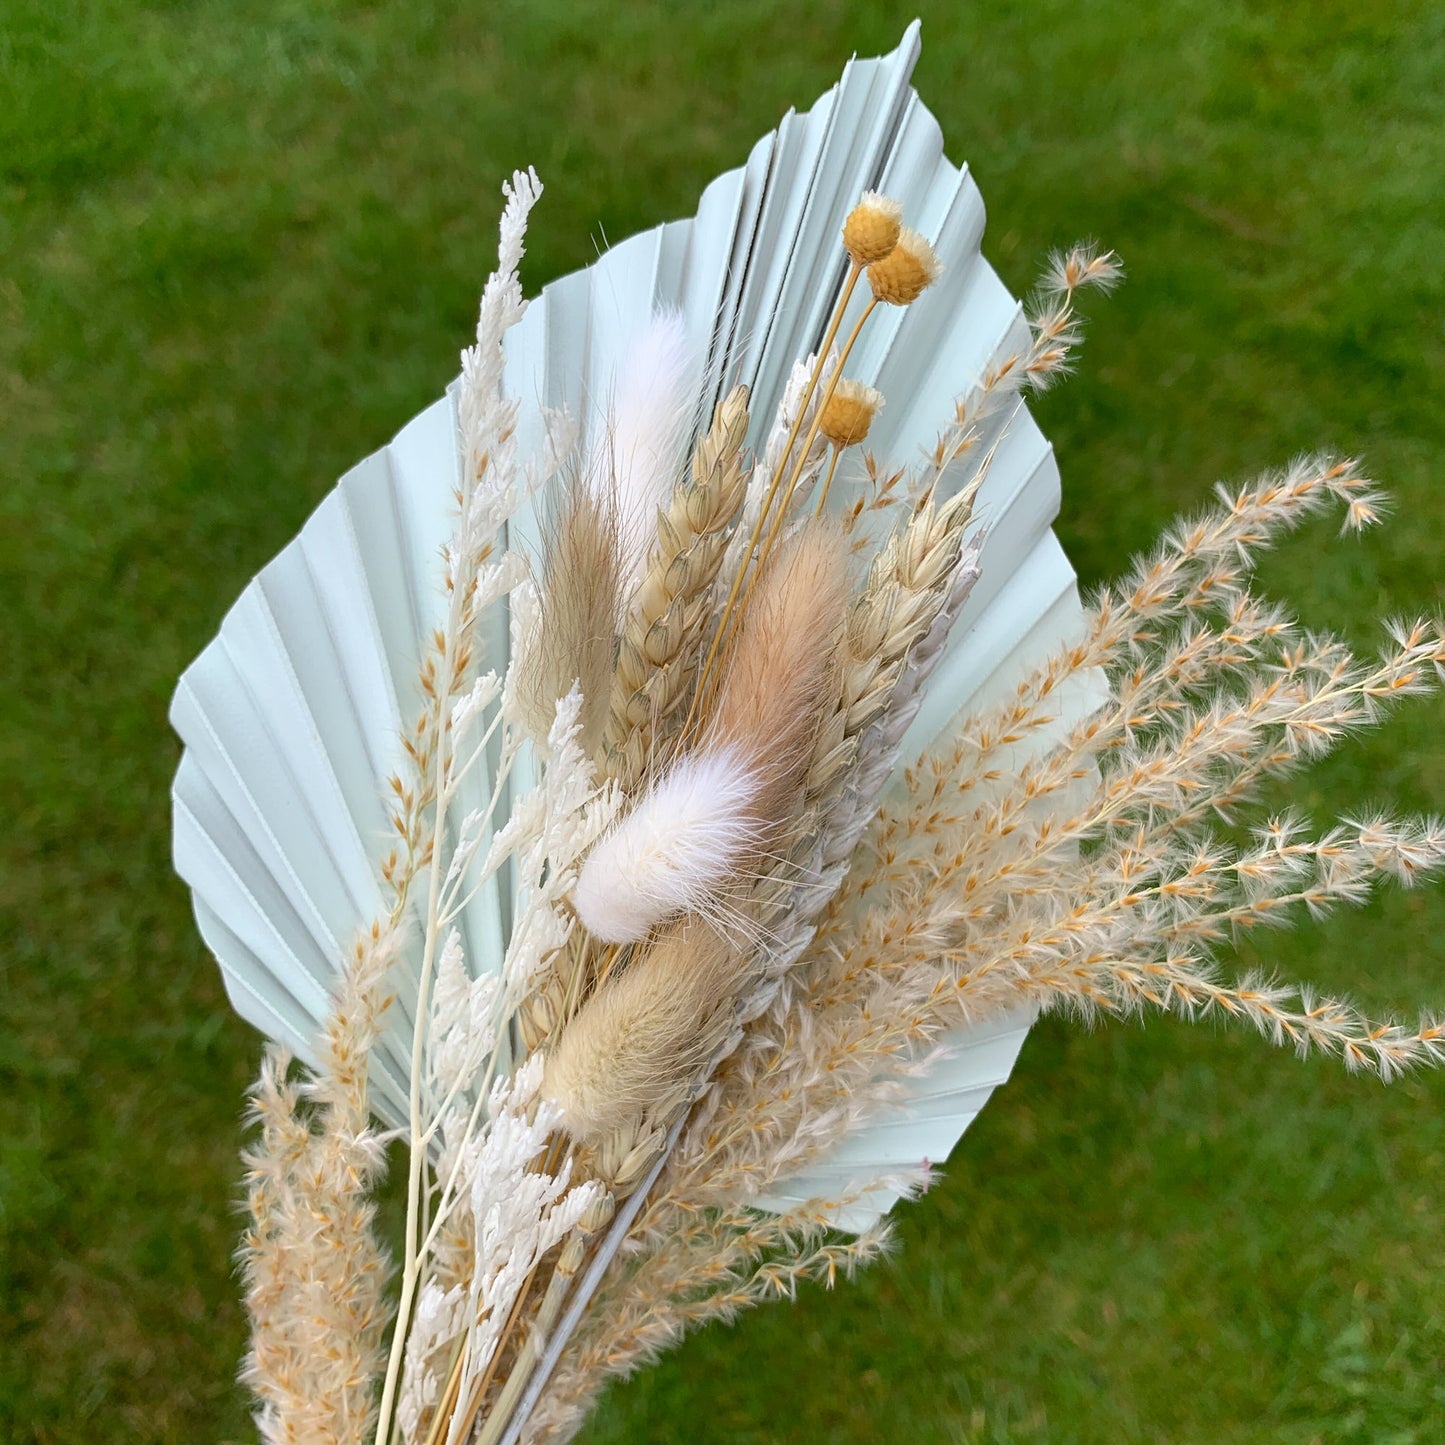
[170,23,1102,1229]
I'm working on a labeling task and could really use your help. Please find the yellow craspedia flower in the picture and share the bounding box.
[867,226,941,306]
[819,378,885,449]
[842,191,903,267]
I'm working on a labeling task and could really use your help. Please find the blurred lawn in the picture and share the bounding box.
[2,1,1443,1441]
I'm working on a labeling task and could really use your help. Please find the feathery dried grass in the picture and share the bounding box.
[239,925,396,1445]
[515,484,621,756]
[571,746,765,944]
[677,461,1445,1218]
[521,1201,892,1444]
[518,457,1444,1445]
[584,310,697,606]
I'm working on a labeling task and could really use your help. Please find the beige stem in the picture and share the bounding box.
[683,263,863,743]
[471,1245,580,1445]
[814,447,843,517]
[703,295,880,722]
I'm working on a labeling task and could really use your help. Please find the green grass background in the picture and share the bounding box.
[3,2,1443,1441]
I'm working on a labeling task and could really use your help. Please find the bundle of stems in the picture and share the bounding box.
[236,176,1445,1445]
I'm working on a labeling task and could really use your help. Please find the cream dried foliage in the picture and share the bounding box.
[604,384,751,787]
[226,149,1445,1445]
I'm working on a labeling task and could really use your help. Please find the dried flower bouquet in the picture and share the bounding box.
[170,34,1444,1445]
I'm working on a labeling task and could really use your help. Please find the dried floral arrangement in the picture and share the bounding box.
[169,30,1444,1445]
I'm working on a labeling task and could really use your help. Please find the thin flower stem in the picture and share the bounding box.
[684,264,863,742]
[455,1267,541,1444]
[376,657,460,1445]
[439,743,519,928]
[711,295,881,722]
[814,448,843,516]
[422,1336,467,1445]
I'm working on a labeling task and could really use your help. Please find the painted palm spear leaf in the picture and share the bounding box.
[171,22,1445,1445]
[173,24,1075,1220]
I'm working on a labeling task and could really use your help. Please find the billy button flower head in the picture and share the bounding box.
[868,226,941,305]
[819,379,885,451]
[815,379,885,515]
[842,191,903,266]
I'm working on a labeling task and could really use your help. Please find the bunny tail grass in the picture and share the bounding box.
[574,522,851,944]
[542,925,745,1143]
[572,746,763,944]
[708,520,853,828]
[585,309,698,606]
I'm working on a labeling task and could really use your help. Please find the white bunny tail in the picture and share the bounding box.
[572,746,761,944]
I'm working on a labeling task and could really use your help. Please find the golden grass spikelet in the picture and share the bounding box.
[866,226,941,306]
[818,378,885,450]
[515,485,621,756]
[841,190,903,266]
[604,385,750,785]
[806,490,973,814]
[543,925,746,1145]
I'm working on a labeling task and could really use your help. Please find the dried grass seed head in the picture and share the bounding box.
[1043,242,1124,298]
[867,226,941,306]
[542,924,745,1144]
[842,191,904,267]
[572,745,765,944]
[575,524,852,945]
[710,521,854,826]
[515,483,621,755]
[819,379,885,450]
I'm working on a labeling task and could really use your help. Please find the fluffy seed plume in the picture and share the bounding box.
[867,226,941,306]
[574,523,851,943]
[543,925,745,1143]
[819,379,885,450]
[516,485,621,755]
[573,745,764,944]
[842,191,903,266]
[584,309,697,604]
[709,521,853,824]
